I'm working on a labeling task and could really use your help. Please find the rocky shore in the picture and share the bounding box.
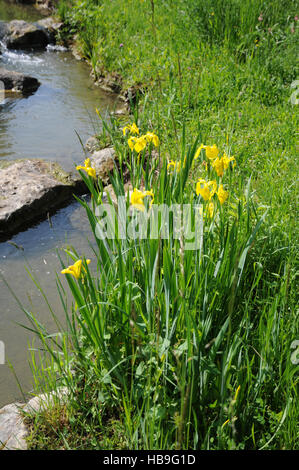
[0,148,116,241]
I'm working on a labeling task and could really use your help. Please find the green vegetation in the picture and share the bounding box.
[19,0,298,450]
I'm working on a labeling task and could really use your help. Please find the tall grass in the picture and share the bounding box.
[186,0,298,45]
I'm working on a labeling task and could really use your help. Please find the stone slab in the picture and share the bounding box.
[0,149,116,239]
[0,159,84,239]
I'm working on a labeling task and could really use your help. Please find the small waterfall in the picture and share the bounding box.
[0,38,44,65]
[0,20,44,65]
[46,44,68,53]
[0,38,7,55]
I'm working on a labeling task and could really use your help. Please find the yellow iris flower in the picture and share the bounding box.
[167,155,187,173]
[195,144,219,160]
[205,144,219,160]
[128,135,147,153]
[130,188,154,212]
[211,157,225,177]
[194,144,204,160]
[217,184,229,204]
[222,153,236,169]
[208,201,214,218]
[145,132,160,147]
[135,136,148,153]
[196,179,217,201]
[167,159,181,172]
[76,158,96,179]
[122,123,139,136]
[127,132,159,153]
[61,259,91,280]
[212,153,236,177]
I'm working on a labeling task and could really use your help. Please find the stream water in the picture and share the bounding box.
[0,1,118,406]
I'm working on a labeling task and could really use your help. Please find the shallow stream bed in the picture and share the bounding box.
[0,0,117,406]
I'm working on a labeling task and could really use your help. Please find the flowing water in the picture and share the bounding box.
[0,21,117,169]
[0,1,118,406]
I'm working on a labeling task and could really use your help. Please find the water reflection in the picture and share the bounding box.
[0,198,96,406]
[0,46,118,170]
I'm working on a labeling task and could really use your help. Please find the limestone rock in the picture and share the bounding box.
[0,159,84,239]
[0,403,27,450]
[0,68,40,95]
[90,147,115,184]
[37,17,63,43]
[5,20,50,50]
[85,135,100,153]
[95,72,123,94]
[112,105,129,116]
[0,150,117,239]
[23,387,68,414]
[4,0,55,10]
[69,37,84,61]
[0,388,68,450]
[103,182,132,206]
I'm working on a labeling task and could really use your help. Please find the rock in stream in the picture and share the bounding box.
[0,159,85,239]
[0,67,40,94]
[0,17,61,51]
[0,149,116,240]
[4,20,50,50]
